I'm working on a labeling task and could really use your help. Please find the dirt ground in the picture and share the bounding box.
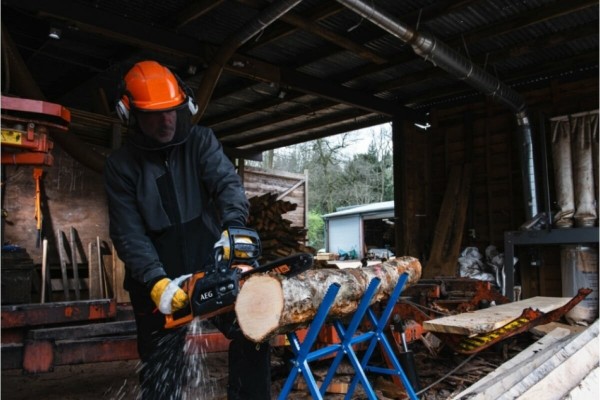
[2,360,143,400]
[1,355,230,400]
[1,337,531,400]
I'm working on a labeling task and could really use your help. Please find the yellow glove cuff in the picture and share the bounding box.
[150,277,189,314]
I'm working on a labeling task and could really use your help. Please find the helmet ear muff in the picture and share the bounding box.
[115,78,132,123]
[174,73,198,116]
[115,97,129,123]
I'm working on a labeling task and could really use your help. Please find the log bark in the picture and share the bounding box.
[235,256,422,342]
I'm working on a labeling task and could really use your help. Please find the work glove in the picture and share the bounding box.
[214,230,256,260]
[150,275,192,314]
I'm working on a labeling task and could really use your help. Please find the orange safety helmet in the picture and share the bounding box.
[116,61,198,122]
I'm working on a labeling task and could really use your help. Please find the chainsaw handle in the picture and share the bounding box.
[164,313,194,329]
[220,227,261,267]
[163,271,205,330]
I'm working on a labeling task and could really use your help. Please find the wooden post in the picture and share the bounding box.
[56,230,70,300]
[40,239,48,303]
[424,163,471,278]
[69,227,81,300]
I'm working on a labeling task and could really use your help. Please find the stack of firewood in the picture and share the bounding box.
[247,193,315,263]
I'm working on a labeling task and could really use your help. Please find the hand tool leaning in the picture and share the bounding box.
[164,227,313,329]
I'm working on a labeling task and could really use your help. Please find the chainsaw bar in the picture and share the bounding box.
[241,253,314,279]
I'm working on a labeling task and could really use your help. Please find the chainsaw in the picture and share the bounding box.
[165,227,313,329]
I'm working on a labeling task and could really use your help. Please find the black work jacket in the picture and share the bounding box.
[104,125,249,290]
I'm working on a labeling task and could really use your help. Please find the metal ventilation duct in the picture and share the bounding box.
[336,0,539,221]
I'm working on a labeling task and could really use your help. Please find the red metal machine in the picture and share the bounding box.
[1,96,71,242]
[1,96,70,166]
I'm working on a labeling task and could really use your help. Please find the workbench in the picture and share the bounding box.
[503,227,599,301]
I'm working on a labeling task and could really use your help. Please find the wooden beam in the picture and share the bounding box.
[225,54,423,120]
[202,91,308,127]
[6,0,215,62]
[332,0,598,90]
[237,0,344,50]
[279,12,387,64]
[460,0,598,46]
[238,0,386,63]
[212,0,595,137]
[216,98,340,137]
[374,24,599,93]
[173,0,225,28]
[287,0,481,72]
[407,51,599,108]
[236,115,389,152]
[222,108,373,146]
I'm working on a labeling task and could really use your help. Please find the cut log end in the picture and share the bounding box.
[235,274,284,343]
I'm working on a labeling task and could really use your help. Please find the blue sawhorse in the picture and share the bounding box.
[278,272,418,400]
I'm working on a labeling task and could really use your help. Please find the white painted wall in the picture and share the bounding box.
[327,215,361,258]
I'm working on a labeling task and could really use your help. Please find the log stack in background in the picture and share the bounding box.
[247,193,315,263]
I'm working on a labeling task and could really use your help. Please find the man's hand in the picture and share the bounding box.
[214,230,255,260]
[150,275,191,314]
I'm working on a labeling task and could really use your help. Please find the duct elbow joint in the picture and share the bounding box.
[411,31,435,59]
[516,110,530,127]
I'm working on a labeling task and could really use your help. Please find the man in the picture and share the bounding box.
[104,60,271,400]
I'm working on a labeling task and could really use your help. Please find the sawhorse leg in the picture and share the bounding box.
[320,277,382,398]
[278,283,341,400]
[278,273,418,400]
[352,273,418,399]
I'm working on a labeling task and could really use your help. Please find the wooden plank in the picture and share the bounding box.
[424,163,471,278]
[294,379,349,394]
[453,327,571,399]
[40,238,48,303]
[56,230,70,300]
[530,321,587,336]
[69,227,81,300]
[50,278,86,291]
[518,335,599,400]
[452,321,599,400]
[28,320,136,341]
[111,245,130,303]
[88,241,101,299]
[96,237,104,298]
[564,367,599,400]
[423,296,573,335]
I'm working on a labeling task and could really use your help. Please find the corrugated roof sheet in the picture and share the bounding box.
[323,200,395,218]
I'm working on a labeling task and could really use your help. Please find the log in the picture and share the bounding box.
[235,256,422,342]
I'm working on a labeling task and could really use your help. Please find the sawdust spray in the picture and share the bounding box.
[181,317,218,399]
[107,317,219,399]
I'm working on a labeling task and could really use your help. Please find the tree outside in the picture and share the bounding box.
[248,124,394,250]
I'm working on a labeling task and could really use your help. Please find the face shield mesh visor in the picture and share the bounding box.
[131,102,193,150]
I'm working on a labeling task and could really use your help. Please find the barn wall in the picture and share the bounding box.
[327,215,361,257]
[242,166,307,228]
[420,75,599,295]
[3,146,110,266]
[2,152,308,267]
